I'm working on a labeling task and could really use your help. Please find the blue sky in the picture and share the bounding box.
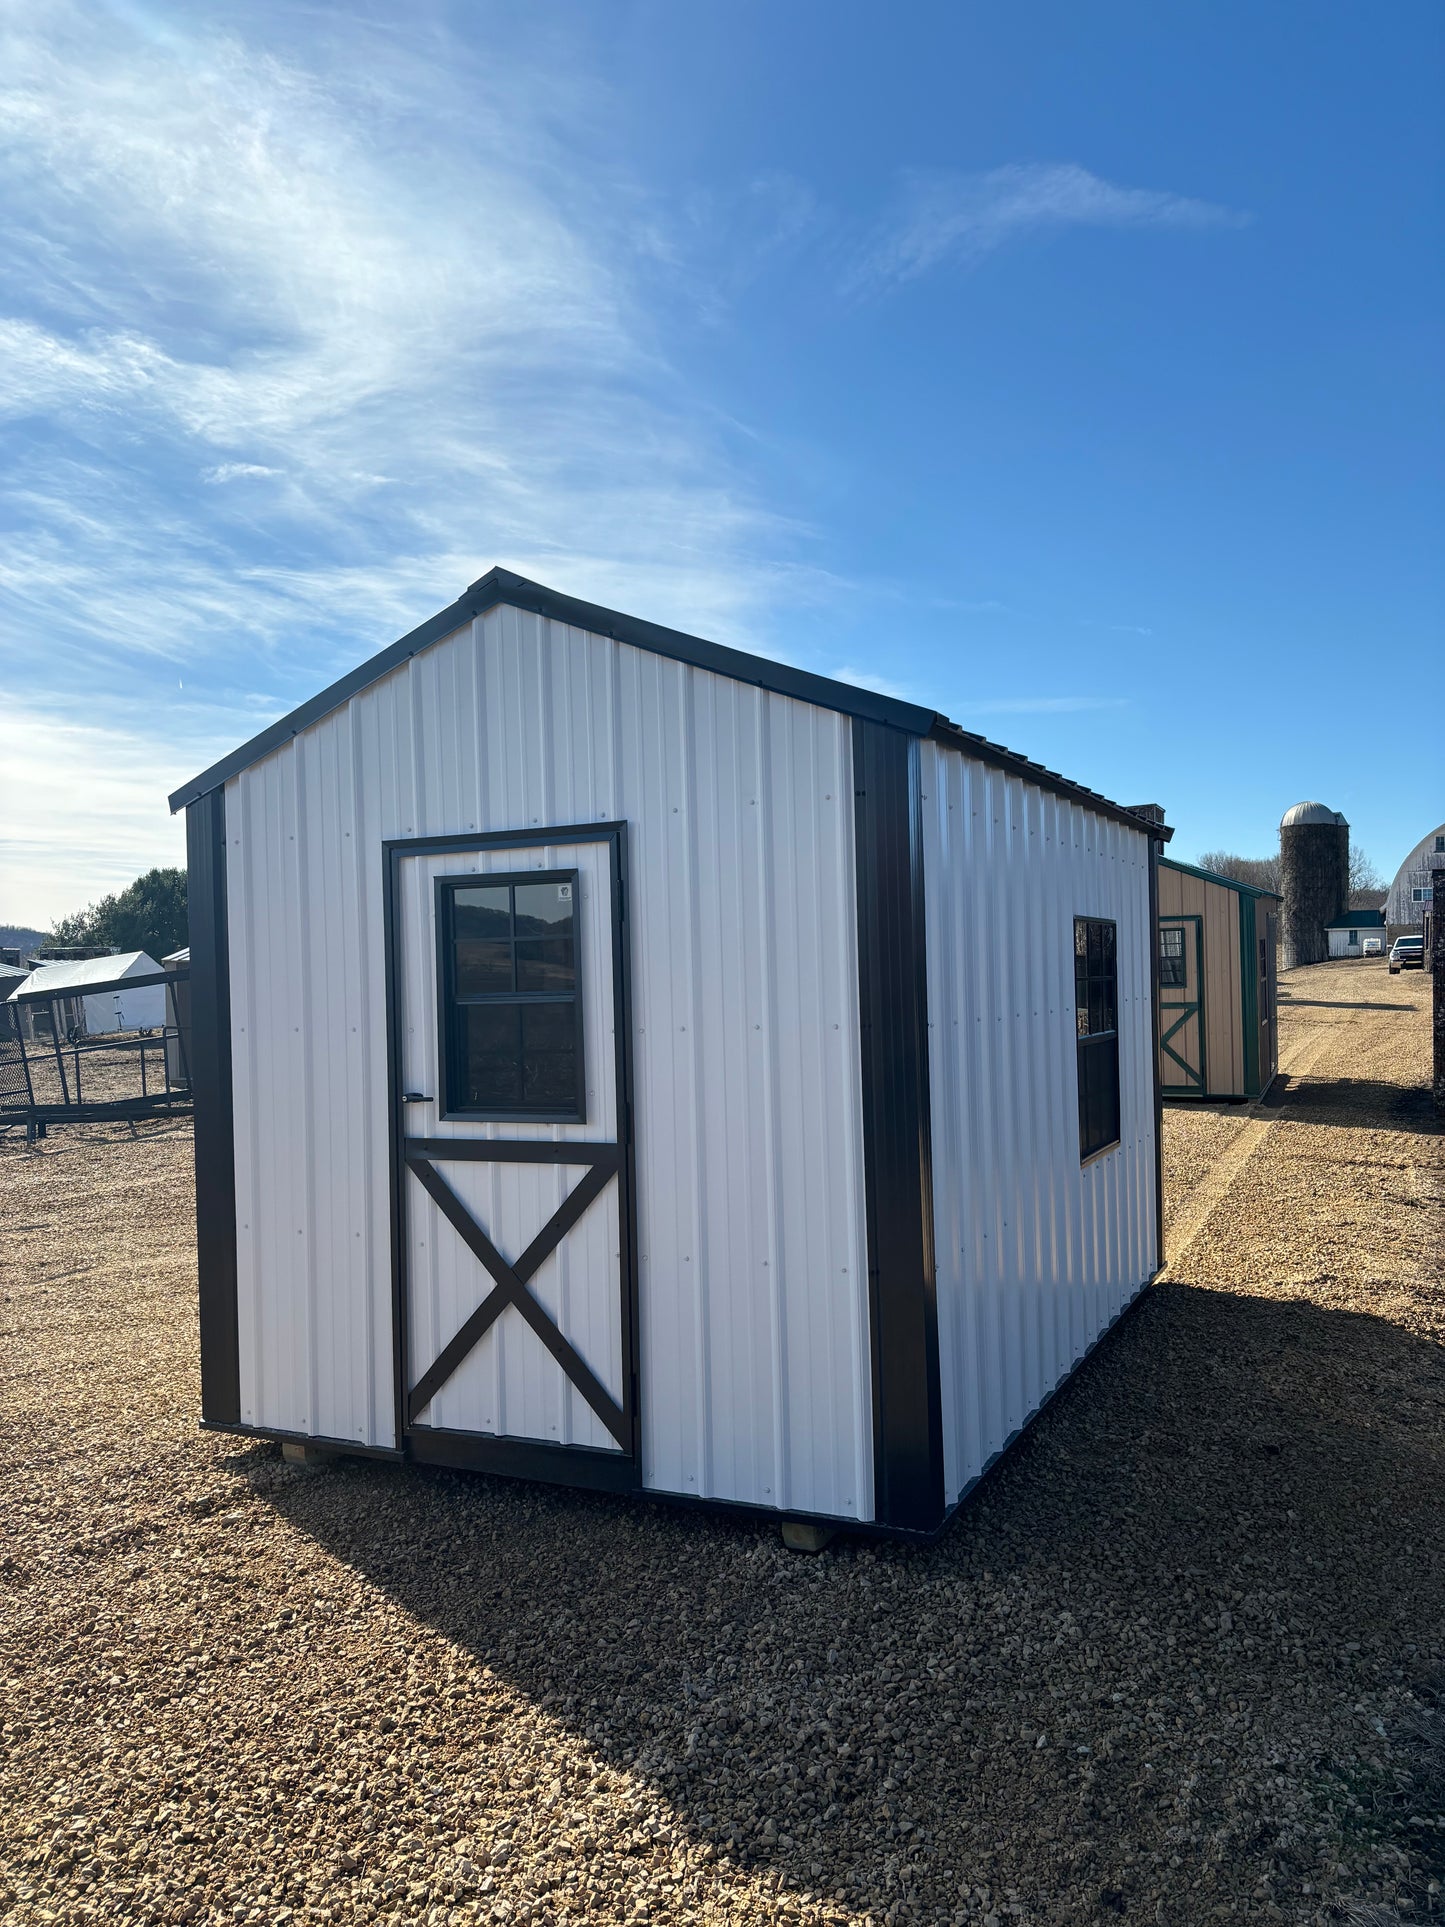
[1,0,1441,923]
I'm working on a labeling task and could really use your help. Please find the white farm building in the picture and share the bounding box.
[168,570,1171,1539]
[7,951,167,1036]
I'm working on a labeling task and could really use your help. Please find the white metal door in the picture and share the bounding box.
[387,825,638,1484]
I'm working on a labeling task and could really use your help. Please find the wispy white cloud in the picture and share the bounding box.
[0,3,824,917]
[0,703,190,923]
[202,463,280,484]
[831,663,918,701]
[853,162,1247,291]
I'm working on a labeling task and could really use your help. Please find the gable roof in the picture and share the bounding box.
[1159,855,1281,900]
[7,951,161,1003]
[167,568,1171,841]
[1326,908,1386,928]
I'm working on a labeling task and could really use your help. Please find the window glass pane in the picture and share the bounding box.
[454,940,512,994]
[452,885,511,939]
[522,1002,574,1052]
[1088,921,1103,973]
[457,1004,521,1109]
[521,1044,577,1107]
[514,879,574,935]
[441,870,584,1118]
[1074,920,1088,961]
[1102,923,1116,970]
[515,938,575,993]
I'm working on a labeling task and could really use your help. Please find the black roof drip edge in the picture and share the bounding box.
[167,567,1171,841]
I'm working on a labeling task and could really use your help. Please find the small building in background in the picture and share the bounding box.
[1157,856,1280,1102]
[8,951,167,1036]
[1326,908,1387,958]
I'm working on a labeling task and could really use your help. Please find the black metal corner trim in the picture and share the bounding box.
[1147,830,1166,1275]
[187,790,240,1426]
[852,719,945,1534]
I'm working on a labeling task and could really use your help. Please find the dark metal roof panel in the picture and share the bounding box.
[1160,855,1280,900]
[167,567,1169,840]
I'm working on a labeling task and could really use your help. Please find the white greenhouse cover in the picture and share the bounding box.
[6,951,162,1001]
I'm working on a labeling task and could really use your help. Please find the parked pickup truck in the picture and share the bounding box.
[1388,936,1425,973]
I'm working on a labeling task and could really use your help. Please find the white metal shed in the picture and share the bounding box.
[169,570,1170,1538]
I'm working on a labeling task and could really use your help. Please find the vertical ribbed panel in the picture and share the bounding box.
[226,605,873,1519]
[920,740,1158,1508]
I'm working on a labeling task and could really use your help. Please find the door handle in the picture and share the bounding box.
[403,1093,433,1103]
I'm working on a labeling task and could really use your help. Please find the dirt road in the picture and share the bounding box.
[1,957,1440,1926]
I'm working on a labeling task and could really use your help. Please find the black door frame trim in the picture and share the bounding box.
[1146,832,1166,1273]
[852,720,945,1534]
[383,822,641,1487]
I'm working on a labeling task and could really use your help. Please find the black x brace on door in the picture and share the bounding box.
[383,822,641,1491]
[401,1138,626,1440]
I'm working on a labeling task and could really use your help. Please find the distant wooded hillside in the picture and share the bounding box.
[0,924,47,957]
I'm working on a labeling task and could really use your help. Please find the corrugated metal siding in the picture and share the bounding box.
[920,741,1158,1508]
[226,603,873,1520]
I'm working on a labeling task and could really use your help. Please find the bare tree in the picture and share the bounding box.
[1197,850,1283,895]
[1348,847,1386,910]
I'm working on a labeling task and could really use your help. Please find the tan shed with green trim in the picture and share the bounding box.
[1157,858,1280,1102]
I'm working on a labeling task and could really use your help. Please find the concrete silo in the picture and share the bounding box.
[1280,802,1349,968]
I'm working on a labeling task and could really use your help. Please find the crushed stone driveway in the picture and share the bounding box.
[2,956,1442,1927]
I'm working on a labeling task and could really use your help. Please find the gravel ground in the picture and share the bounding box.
[2,958,1441,1927]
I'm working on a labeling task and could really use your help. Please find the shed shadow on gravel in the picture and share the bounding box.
[1260,1075,1438,1131]
[241,1276,1445,1921]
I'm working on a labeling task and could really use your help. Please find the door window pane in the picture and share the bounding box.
[515,938,575,993]
[454,940,513,994]
[514,879,575,932]
[452,885,511,937]
[440,870,584,1119]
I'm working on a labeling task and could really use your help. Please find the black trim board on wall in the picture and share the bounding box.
[852,719,945,1534]
[187,790,240,1426]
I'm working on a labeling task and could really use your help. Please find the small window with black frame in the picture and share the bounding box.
[1159,925,1187,988]
[1074,917,1121,1162]
[439,871,585,1121]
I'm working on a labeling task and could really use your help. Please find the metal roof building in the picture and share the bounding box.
[169,568,1171,1540]
[1385,824,1445,930]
